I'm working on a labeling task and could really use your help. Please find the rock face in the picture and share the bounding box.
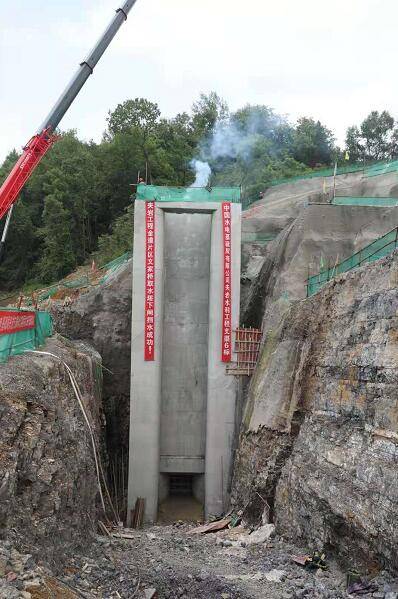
[0,336,103,562]
[50,260,132,458]
[242,203,398,329]
[232,251,398,571]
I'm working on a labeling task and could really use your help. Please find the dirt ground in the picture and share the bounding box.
[42,523,398,599]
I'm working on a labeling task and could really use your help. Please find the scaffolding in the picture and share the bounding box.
[226,327,262,376]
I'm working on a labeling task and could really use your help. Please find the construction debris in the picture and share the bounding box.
[131,497,146,529]
[190,517,232,535]
[291,551,327,570]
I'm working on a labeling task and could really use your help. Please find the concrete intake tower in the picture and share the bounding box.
[128,185,241,523]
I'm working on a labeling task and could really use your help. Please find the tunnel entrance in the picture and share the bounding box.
[158,474,203,523]
[169,475,192,496]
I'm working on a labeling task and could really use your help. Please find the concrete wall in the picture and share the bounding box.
[128,200,241,523]
[160,212,211,473]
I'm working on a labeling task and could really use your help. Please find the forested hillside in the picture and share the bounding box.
[0,92,396,292]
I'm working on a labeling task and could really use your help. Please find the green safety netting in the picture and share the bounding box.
[242,232,277,244]
[307,227,398,296]
[268,164,367,187]
[332,196,398,207]
[99,251,132,284]
[268,160,398,188]
[27,252,133,303]
[136,184,241,203]
[0,309,53,363]
[365,160,398,178]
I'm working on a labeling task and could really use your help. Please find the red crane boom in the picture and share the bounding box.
[0,130,56,220]
[0,0,137,226]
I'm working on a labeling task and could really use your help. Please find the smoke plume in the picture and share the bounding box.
[190,107,285,187]
[190,159,212,187]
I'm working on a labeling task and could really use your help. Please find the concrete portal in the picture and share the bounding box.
[128,191,241,523]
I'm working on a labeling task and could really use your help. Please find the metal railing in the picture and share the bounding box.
[306,226,398,297]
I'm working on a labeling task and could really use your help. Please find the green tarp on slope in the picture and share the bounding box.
[332,196,398,207]
[0,310,53,363]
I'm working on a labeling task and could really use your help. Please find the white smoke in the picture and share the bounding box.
[190,159,212,187]
[209,120,254,162]
[190,108,283,185]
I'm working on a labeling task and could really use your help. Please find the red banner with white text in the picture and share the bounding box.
[0,310,35,335]
[144,202,155,361]
[222,202,232,362]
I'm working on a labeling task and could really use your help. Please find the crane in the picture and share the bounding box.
[0,0,138,258]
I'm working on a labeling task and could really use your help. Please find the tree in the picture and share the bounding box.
[192,92,229,138]
[92,204,134,266]
[344,111,398,161]
[360,110,395,160]
[37,195,75,283]
[106,99,165,184]
[106,98,161,137]
[156,113,197,185]
[292,118,335,167]
[345,126,363,163]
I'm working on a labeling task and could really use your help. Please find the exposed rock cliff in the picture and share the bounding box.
[232,251,398,571]
[50,260,132,458]
[0,336,103,562]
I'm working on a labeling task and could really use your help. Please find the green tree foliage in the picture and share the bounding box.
[345,110,398,161]
[292,118,335,167]
[106,98,161,137]
[93,204,134,266]
[192,92,229,137]
[345,126,363,163]
[360,111,395,160]
[0,93,341,291]
[37,195,75,283]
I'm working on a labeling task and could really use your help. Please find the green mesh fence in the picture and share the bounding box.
[268,164,367,188]
[268,160,398,188]
[242,232,277,244]
[100,252,132,272]
[332,196,398,207]
[63,276,90,288]
[365,160,398,178]
[136,184,241,203]
[27,253,133,303]
[99,251,132,284]
[307,227,398,296]
[0,309,53,363]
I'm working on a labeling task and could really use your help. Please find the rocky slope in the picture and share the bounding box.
[0,335,104,564]
[232,250,398,572]
[50,260,132,459]
[241,170,398,313]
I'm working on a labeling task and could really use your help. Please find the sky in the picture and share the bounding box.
[0,0,397,163]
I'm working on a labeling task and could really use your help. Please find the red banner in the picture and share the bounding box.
[144,202,155,361]
[222,202,232,362]
[0,310,35,335]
